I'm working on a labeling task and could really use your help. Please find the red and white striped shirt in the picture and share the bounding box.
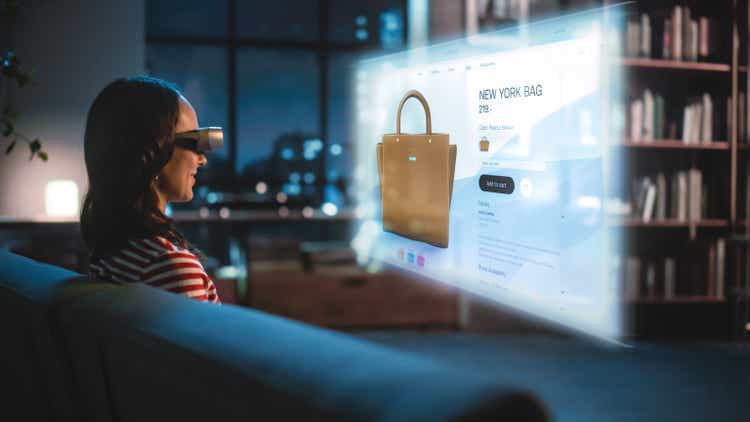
[89,236,221,303]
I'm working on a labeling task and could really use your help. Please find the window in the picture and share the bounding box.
[237,1,320,42]
[236,49,321,203]
[326,51,357,187]
[147,0,228,38]
[328,0,405,47]
[146,0,406,209]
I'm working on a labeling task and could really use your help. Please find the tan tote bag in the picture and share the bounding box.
[377,90,457,248]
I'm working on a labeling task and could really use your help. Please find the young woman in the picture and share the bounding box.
[80,76,220,303]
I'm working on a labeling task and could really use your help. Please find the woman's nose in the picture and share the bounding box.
[198,154,207,166]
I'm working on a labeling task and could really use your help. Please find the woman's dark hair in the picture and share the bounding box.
[80,76,192,258]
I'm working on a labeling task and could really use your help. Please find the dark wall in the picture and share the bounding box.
[0,0,145,218]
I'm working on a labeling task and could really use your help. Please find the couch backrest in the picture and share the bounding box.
[58,284,547,421]
[0,250,116,421]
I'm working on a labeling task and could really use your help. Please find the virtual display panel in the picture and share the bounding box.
[352,7,625,341]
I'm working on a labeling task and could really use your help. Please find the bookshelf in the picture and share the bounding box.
[620,57,731,72]
[610,0,746,337]
[459,0,741,337]
[610,218,728,227]
[618,140,729,149]
[631,296,724,304]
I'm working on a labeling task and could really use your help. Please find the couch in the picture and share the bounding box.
[0,249,548,421]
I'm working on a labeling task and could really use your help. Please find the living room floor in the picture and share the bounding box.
[354,331,750,422]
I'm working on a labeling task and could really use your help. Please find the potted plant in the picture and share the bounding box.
[1,0,46,161]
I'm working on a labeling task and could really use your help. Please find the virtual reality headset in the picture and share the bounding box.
[174,127,223,153]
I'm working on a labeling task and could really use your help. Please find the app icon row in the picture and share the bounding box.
[398,249,425,267]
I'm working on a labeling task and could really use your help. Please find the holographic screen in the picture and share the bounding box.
[351,6,626,341]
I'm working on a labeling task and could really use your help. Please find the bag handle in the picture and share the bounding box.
[396,90,432,135]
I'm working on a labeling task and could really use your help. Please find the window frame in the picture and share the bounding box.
[146,0,408,197]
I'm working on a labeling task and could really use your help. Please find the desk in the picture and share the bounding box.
[248,264,459,328]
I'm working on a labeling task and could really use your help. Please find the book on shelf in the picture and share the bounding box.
[618,237,726,302]
[626,6,715,62]
[716,238,725,299]
[662,17,671,60]
[632,176,651,221]
[640,13,651,58]
[670,171,688,222]
[626,20,640,58]
[645,261,657,299]
[701,93,712,144]
[705,238,726,299]
[698,16,710,60]
[632,169,704,223]
[688,168,702,223]
[688,17,699,62]
[630,98,643,141]
[655,94,665,139]
[681,101,695,143]
[672,5,682,60]
[684,20,693,62]
[655,173,667,221]
[643,89,655,141]
[678,5,709,62]
[624,256,641,301]
[627,90,723,143]
[664,257,676,300]
[682,95,717,144]
[642,177,656,223]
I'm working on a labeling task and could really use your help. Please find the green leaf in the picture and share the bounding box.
[29,139,41,153]
[38,151,48,161]
[5,140,15,154]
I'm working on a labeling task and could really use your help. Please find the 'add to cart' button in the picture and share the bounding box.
[479,175,514,194]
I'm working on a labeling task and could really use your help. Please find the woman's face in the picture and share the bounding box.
[154,97,207,205]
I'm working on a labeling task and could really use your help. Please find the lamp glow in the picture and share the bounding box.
[45,180,79,217]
